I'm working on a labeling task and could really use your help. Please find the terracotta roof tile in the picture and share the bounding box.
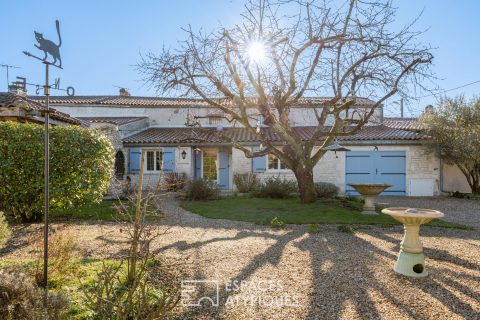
[383,117,422,131]
[78,117,147,125]
[0,92,82,125]
[123,125,427,145]
[29,95,376,108]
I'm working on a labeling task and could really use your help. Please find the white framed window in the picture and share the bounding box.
[268,154,288,171]
[145,150,162,172]
[208,116,223,125]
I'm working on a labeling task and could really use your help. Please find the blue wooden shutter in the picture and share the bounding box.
[218,151,229,189]
[162,147,175,173]
[194,151,202,179]
[129,148,141,174]
[251,146,266,172]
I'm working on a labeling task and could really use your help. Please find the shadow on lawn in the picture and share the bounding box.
[155,204,480,319]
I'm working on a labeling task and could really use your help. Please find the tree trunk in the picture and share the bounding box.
[292,162,317,204]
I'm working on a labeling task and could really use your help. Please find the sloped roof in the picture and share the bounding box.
[383,117,422,131]
[78,117,148,125]
[29,95,376,108]
[0,92,82,125]
[123,125,427,145]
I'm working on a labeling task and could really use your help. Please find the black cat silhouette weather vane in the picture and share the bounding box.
[23,19,66,298]
[23,20,62,68]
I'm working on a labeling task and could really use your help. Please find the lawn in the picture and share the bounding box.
[181,197,469,229]
[50,199,162,222]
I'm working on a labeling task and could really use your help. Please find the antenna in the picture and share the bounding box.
[0,64,21,91]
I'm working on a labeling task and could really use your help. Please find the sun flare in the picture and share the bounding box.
[247,41,266,63]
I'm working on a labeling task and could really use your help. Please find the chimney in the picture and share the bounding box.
[425,105,434,113]
[119,88,130,97]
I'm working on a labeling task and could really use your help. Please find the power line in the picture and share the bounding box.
[417,79,480,99]
[0,64,21,91]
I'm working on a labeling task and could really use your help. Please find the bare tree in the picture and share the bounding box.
[139,0,433,203]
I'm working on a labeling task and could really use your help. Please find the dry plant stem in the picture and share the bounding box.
[127,151,145,302]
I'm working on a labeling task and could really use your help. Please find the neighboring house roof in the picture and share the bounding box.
[29,95,376,108]
[123,125,427,145]
[0,92,82,126]
[78,116,148,125]
[383,117,422,131]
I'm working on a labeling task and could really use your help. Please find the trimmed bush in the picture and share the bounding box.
[164,172,188,191]
[0,212,10,248]
[0,122,114,222]
[254,176,297,199]
[186,179,220,200]
[0,269,68,319]
[233,173,259,193]
[314,182,339,198]
[270,217,285,228]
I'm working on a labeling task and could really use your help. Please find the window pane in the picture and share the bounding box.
[203,151,217,180]
[146,151,154,171]
[268,154,275,170]
[280,160,287,170]
[156,151,162,171]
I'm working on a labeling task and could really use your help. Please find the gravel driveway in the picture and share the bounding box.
[375,196,480,228]
[1,195,479,320]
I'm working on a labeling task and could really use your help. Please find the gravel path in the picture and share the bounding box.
[1,195,479,320]
[375,196,480,228]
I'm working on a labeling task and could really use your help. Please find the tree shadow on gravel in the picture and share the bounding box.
[154,196,480,319]
[297,229,480,320]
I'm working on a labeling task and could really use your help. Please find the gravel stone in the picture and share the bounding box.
[0,194,478,319]
[376,196,480,228]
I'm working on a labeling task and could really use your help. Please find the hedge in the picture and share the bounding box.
[0,122,114,222]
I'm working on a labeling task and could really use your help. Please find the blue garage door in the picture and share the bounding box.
[346,151,406,196]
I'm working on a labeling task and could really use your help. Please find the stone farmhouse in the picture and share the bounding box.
[20,90,470,196]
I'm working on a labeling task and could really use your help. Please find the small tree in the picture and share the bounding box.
[139,0,433,203]
[0,122,114,222]
[420,96,480,194]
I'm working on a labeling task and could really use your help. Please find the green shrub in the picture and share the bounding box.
[270,217,285,228]
[186,179,220,200]
[0,212,10,248]
[314,182,339,198]
[308,223,320,234]
[0,122,114,222]
[338,225,356,233]
[233,173,259,193]
[164,172,187,191]
[0,269,68,319]
[254,176,298,199]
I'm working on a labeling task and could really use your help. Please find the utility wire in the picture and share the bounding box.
[417,79,480,99]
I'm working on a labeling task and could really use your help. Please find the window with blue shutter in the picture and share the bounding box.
[128,148,141,174]
[162,147,175,173]
[251,146,266,172]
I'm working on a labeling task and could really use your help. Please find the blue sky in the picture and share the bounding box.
[1,0,480,116]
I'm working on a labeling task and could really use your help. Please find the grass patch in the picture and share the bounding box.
[50,200,162,222]
[181,197,470,229]
[0,258,127,319]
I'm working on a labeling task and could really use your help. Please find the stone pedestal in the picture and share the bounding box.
[382,207,444,278]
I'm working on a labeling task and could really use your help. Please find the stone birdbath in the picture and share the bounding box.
[382,207,444,277]
[347,183,392,215]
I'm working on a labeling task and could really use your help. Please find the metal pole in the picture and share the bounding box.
[43,62,50,297]
[400,98,404,118]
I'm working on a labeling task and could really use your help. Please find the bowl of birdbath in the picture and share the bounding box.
[382,207,444,277]
[347,183,392,215]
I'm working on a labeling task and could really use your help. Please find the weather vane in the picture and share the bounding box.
[23,20,63,69]
[22,19,68,298]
